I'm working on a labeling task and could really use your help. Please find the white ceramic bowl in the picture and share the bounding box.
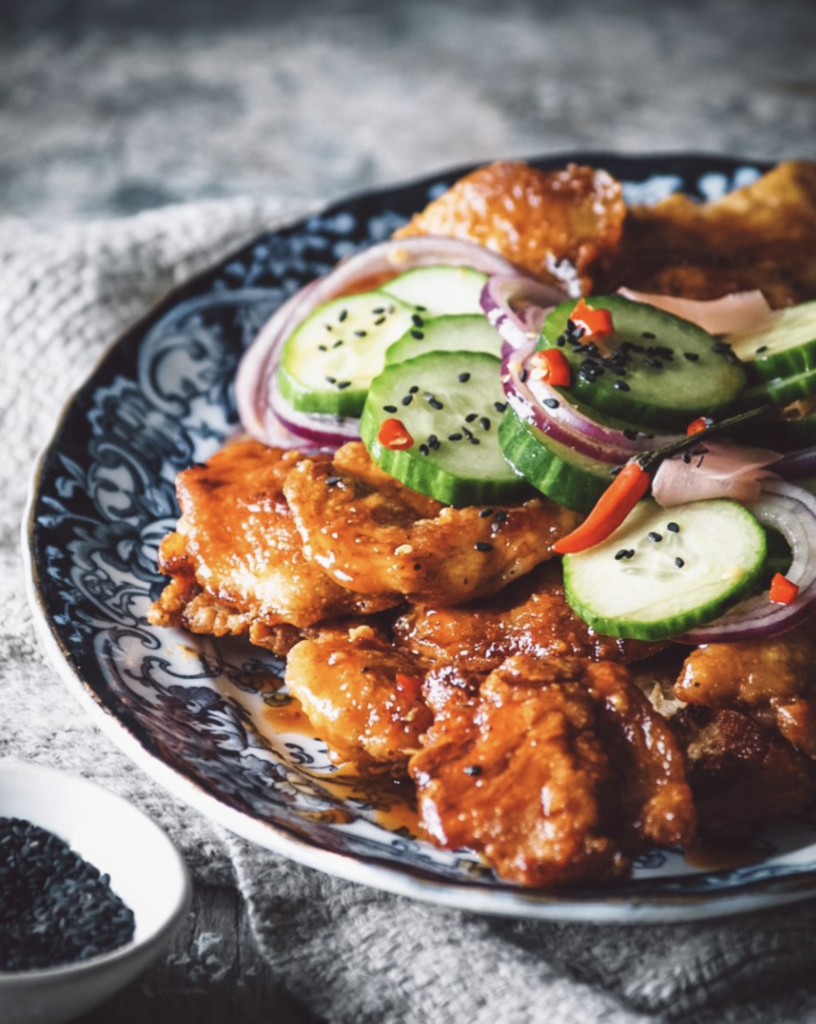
[0,760,191,1024]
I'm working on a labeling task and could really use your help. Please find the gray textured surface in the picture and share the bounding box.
[1,0,815,224]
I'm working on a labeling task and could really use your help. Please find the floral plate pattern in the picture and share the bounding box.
[24,154,816,922]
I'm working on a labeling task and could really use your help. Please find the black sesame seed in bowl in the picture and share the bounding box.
[0,761,191,1024]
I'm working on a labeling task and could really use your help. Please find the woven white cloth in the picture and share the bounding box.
[4,200,816,1024]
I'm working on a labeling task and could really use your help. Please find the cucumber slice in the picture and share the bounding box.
[541,296,747,430]
[740,366,816,409]
[563,498,767,641]
[729,301,816,381]
[360,352,527,506]
[385,314,501,366]
[497,407,614,512]
[278,291,415,415]
[380,265,489,316]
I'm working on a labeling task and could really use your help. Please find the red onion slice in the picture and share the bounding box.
[617,288,778,336]
[480,273,568,353]
[681,479,816,643]
[652,441,783,507]
[501,339,682,464]
[268,377,360,448]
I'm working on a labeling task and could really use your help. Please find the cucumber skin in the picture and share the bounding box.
[542,295,746,430]
[497,409,611,513]
[359,405,528,507]
[739,368,816,410]
[277,364,368,417]
[563,502,767,641]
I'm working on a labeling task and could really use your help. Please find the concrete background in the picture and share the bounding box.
[1,0,815,225]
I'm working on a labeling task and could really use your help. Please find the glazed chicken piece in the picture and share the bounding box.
[285,625,433,770]
[599,161,816,306]
[671,706,816,829]
[283,442,579,608]
[394,161,626,294]
[148,442,398,650]
[393,562,666,671]
[409,657,696,887]
[675,623,816,759]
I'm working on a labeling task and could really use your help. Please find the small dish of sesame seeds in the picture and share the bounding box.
[0,760,191,1024]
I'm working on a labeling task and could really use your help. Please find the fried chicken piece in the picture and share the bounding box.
[394,161,626,294]
[283,442,579,608]
[409,657,695,887]
[599,161,816,306]
[671,706,816,828]
[285,625,433,770]
[675,623,816,758]
[148,442,398,643]
[393,562,666,671]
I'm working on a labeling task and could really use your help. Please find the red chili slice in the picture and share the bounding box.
[769,573,799,605]
[530,348,572,387]
[377,418,414,450]
[570,298,614,341]
[554,461,651,555]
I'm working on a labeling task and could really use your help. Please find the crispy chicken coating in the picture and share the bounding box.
[394,161,626,295]
[409,657,695,887]
[393,563,666,671]
[598,161,816,306]
[148,441,398,640]
[285,625,433,770]
[283,442,579,607]
[671,706,816,828]
[675,623,816,758]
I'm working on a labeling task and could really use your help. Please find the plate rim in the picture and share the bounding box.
[25,150,816,923]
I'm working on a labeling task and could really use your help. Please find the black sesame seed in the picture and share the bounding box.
[479,508,493,518]
[474,542,493,552]
[480,417,491,430]
[648,532,662,542]
[428,434,440,450]
[448,432,463,441]
[641,331,656,339]
[615,549,628,561]
[409,385,419,394]
[623,428,638,441]
[419,444,430,456]
[675,557,685,568]
[410,330,425,340]
[683,452,692,464]
[338,309,348,322]
[543,398,560,409]
[318,345,327,352]
[401,395,413,406]
[667,522,680,533]
[325,324,333,331]
[466,414,478,423]
[494,511,508,524]
[0,817,135,971]
[469,437,481,444]
[458,372,471,383]
[382,405,398,413]
[556,334,567,347]
[415,305,428,312]
[519,368,529,383]
[614,380,630,391]
[627,549,636,558]
[463,765,482,777]
[374,317,386,326]
[354,330,367,338]
[333,339,344,348]
[683,352,700,362]
[756,345,769,354]
[493,402,507,413]
[429,399,444,410]
[337,381,351,389]
[411,314,425,328]
[462,426,474,438]
[372,307,385,314]
[326,376,337,384]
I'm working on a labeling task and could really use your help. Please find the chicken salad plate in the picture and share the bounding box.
[23,153,816,922]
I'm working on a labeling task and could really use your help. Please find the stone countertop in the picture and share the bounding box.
[2,2,816,1023]
[1,0,815,225]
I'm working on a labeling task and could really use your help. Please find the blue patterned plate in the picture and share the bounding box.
[24,154,816,921]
